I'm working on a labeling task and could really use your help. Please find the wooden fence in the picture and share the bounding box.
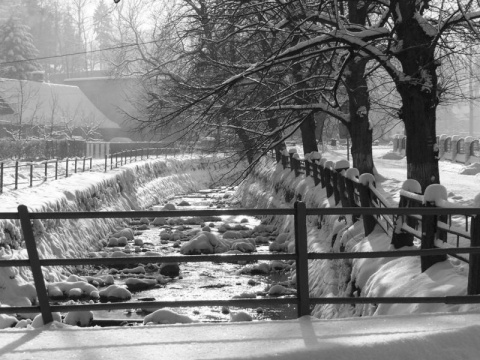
[280,150,480,288]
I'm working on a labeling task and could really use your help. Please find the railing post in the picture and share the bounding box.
[90,157,92,171]
[421,200,447,272]
[391,180,421,249]
[82,157,86,172]
[421,185,448,271]
[312,163,320,186]
[305,160,311,177]
[331,171,340,205]
[335,161,350,207]
[65,158,69,178]
[74,157,78,173]
[15,161,18,189]
[293,158,300,177]
[0,162,3,193]
[294,201,310,317]
[318,158,326,188]
[358,173,377,236]
[55,160,58,180]
[324,161,334,198]
[468,213,480,294]
[44,162,48,180]
[29,164,33,187]
[18,205,53,324]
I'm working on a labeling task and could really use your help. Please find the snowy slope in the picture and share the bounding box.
[236,152,480,320]
[0,155,234,307]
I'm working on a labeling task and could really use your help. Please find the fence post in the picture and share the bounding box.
[29,164,33,187]
[15,161,18,190]
[281,154,288,169]
[312,162,320,186]
[345,168,360,223]
[18,205,53,324]
[421,185,448,272]
[391,179,421,249]
[65,159,69,178]
[358,173,377,236]
[55,160,58,180]
[0,162,3,193]
[324,161,334,198]
[90,157,92,171]
[44,162,48,180]
[318,158,327,188]
[335,161,350,207]
[82,157,86,172]
[468,213,480,294]
[74,158,78,173]
[294,201,310,317]
[305,159,311,177]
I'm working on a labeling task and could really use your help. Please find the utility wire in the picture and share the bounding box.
[0,39,157,66]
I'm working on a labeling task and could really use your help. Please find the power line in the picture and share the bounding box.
[0,40,158,66]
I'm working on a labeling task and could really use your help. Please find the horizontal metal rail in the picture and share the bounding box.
[1,207,479,220]
[2,203,480,324]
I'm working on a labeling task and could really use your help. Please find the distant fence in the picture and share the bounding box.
[0,157,93,193]
[280,149,480,293]
[0,148,178,194]
[0,139,86,161]
[86,142,180,159]
[0,139,180,162]
[392,134,480,164]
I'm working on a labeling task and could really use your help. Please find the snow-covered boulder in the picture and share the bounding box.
[64,311,93,327]
[99,285,132,302]
[143,309,195,325]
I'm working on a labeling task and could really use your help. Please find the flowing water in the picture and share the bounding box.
[72,187,297,325]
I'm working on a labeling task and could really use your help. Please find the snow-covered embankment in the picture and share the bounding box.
[0,156,236,308]
[235,157,478,319]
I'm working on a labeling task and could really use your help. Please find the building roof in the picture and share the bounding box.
[0,78,120,129]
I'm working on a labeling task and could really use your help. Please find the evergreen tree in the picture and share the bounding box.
[0,16,40,80]
[93,0,113,70]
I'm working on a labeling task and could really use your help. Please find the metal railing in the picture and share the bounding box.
[0,147,180,193]
[105,147,179,171]
[1,203,480,325]
[0,157,94,193]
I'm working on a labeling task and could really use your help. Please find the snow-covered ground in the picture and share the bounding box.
[1,148,480,359]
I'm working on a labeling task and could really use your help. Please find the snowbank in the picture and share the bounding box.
[0,155,238,307]
[236,157,480,320]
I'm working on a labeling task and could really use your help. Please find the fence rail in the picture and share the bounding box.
[0,147,178,194]
[1,202,480,325]
[279,150,480,280]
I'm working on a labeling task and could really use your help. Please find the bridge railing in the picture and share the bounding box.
[2,202,480,325]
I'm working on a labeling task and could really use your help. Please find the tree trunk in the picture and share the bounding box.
[267,116,286,162]
[344,58,374,174]
[343,0,374,175]
[399,86,439,191]
[300,112,319,155]
[393,0,440,191]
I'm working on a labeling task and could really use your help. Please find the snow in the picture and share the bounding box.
[414,11,438,37]
[1,148,480,358]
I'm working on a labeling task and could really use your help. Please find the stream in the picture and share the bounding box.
[68,186,297,325]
